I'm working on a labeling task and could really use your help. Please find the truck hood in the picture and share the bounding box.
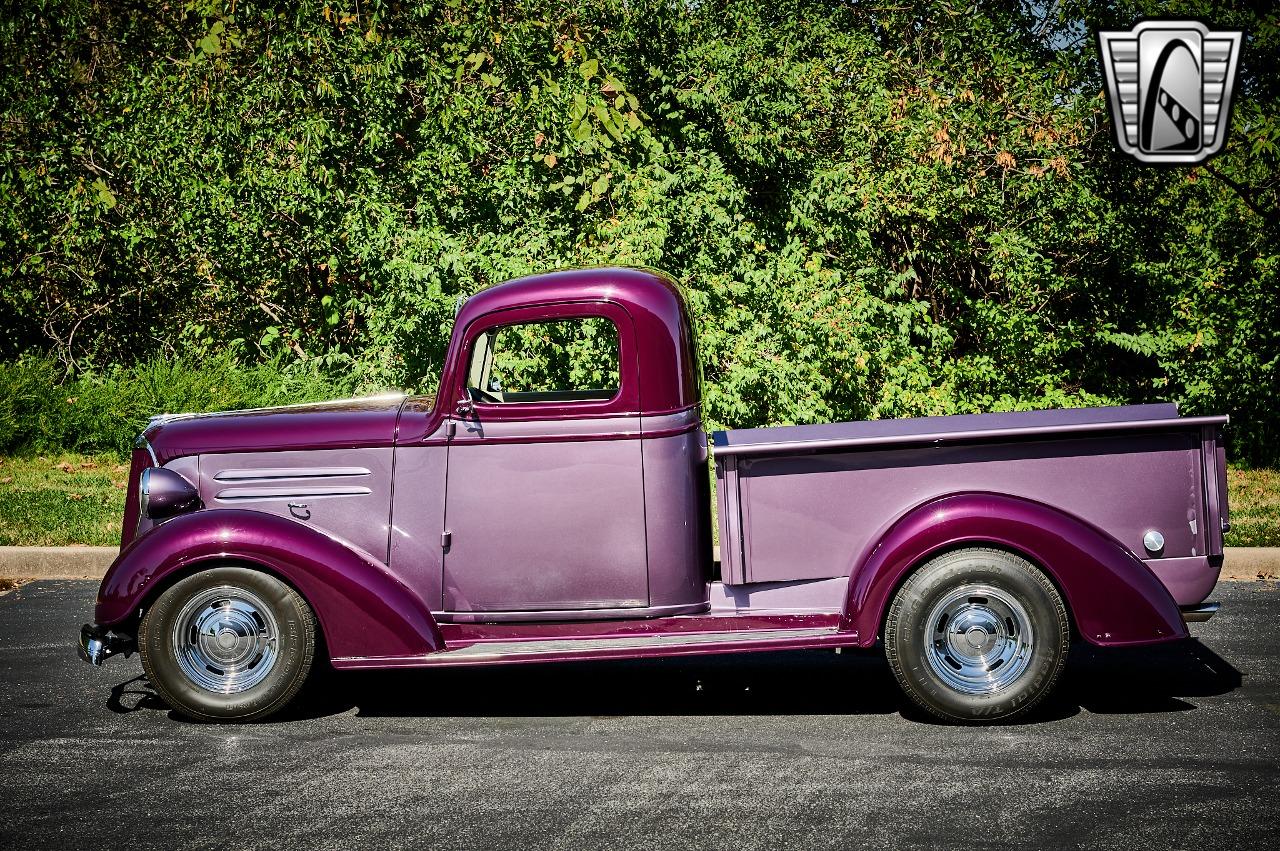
[142,395,408,464]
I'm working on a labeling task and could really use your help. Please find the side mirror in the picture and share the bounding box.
[456,398,474,416]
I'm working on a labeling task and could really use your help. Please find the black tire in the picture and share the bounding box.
[138,566,316,722]
[884,547,1070,723]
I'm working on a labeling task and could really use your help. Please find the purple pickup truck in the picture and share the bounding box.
[78,267,1230,723]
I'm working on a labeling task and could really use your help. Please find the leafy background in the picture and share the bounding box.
[1,0,1276,464]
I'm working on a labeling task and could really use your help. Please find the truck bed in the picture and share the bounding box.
[712,404,1229,602]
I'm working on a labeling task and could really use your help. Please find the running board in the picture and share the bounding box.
[344,626,847,669]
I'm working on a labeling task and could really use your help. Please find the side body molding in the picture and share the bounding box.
[842,492,1187,648]
[96,509,443,661]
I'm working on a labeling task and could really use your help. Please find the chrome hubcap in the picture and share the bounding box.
[924,584,1034,695]
[172,587,279,694]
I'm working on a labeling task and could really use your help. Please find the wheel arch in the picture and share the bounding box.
[128,556,333,661]
[96,509,444,661]
[841,492,1186,648]
[872,540,1081,643]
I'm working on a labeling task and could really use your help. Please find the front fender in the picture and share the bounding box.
[96,509,443,661]
[842,492,1187,648]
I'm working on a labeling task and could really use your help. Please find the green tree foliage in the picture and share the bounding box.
[1,0,1276,462]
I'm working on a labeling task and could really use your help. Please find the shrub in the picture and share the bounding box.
[0,354,371,457]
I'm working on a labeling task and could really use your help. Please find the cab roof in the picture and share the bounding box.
[450,267,699,417]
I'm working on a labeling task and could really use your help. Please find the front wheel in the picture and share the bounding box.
[885,548,1070,723]
[138,566,316,722]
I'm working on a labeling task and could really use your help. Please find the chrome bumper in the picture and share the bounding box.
[1179,601,1220,624]
[77,624,133,666]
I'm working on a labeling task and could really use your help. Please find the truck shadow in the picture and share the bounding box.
[1049,639,1242,716]
[288,638,1241,724]
[317,648,906,719]
[108,638,1242,724]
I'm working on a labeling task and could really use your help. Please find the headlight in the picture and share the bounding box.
[138,467,201,520]
[138,468,152,518]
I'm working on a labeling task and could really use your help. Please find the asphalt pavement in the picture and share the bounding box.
[0,580,1276,850]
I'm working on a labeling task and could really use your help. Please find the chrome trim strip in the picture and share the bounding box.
[142,394,408,425]
[713,415,1232,458]
[213,467,371,482]
[214,485,372,501]
[133,434,159,466]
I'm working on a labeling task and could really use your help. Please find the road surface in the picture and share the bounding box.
[0,580,1276,849]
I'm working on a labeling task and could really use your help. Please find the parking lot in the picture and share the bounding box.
[0,579,1276,850]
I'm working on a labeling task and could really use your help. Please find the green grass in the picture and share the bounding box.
[0,454,128,547]
[1,453,1277,549]
[1226,467,1280,547]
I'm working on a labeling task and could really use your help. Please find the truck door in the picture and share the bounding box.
[441,302,649,615]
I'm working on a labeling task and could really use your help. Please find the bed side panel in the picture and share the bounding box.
[734,432,1202,584]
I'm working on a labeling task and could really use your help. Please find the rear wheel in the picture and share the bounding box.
[885,547,1070,723]
[138,566,316,722]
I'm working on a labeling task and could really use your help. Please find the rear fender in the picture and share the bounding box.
[96,509,443,661]
[842,492,1186,648]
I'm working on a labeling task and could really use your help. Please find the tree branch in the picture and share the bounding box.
[1201,163,1275,221]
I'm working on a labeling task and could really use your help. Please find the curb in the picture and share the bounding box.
[1220,547,1280,581]
[0,547,117,580]
[0,545,1276,582]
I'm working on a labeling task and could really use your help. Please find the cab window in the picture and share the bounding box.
[466,317,620,404]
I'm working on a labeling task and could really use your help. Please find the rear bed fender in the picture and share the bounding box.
[841,492,1187,648]
[95,509,443,660]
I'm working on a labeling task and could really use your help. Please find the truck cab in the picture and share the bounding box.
[80,267,1230,725]
[392,266,710,619]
